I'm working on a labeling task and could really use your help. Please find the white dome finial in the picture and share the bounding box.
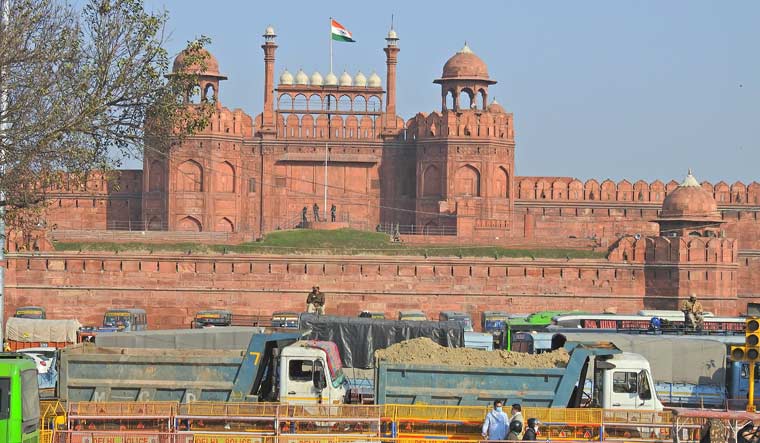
[680,169,700,187]
[459,42,473,54]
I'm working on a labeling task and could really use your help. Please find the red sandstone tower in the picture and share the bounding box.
[409,44,515,238]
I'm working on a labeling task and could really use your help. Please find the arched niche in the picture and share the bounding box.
[455,164,481,197]
[178,160,203,192]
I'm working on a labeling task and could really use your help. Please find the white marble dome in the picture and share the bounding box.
[354,71,367,87]
[339,70,353,86]
[367,71,382,87]
[310,71,323,86]
[264,25,276,37]
[279,69,293,85]
[294,69,309,85]
[324,71,338,86]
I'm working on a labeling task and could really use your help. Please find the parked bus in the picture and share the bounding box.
[0,353,40,443]
[101,308,148,332]
[192,310,232,328]
[552,312,744,333]
[398,310,427,321]
[439,311,474,331]
[13,306,46,319]
[271,312,299,328]
[358,311,385,319]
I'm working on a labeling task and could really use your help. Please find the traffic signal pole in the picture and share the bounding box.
[749,363,756,413]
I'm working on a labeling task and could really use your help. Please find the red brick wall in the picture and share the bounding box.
[5,252,745,331]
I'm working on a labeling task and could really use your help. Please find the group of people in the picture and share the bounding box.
[301,203,338,224]
[306,286,326,315]
[482,402,540,441]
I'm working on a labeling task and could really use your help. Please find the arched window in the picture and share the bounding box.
[307,94,322,111]
[178,216,202,232]
[189,85,202,104]
[445,90,454,110]
[178,160,203,192]
[324,94,338,111]
[216,217,234,232]
[459,90,474,110]
[203,84,215,102]
[422,165,441,197]
[353,95,367,112]
[278,94,293,111]
[148,160,163,192]
[368,96,382,112]
[496,166,509,198]
[216,161,235,193]
[337,95,352,112]
[455,165,481,197]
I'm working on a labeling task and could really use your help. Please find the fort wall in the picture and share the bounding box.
[4,251,746,330]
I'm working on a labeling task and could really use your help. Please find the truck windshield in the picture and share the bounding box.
[104,312,131,327]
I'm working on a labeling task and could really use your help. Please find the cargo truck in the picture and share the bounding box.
[374,343,664,410]
[59,331,663,412]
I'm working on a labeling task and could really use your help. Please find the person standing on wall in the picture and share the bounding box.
[306,286,325,315]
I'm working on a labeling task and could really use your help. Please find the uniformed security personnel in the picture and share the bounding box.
[306,286,325,315]
[681,294,704,330]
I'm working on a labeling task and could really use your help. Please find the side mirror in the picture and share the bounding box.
[313,360,327,390]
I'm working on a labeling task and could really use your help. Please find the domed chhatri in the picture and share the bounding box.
[324,71,338,86]
[655,170,724,238]
[367,71,382,88]
[310,71,324,86]
[339,70,353,87]
[279,69,293,85]
[660,170,721,221]
[294,69,309,85]
[437,42,492,82]
[172,48,223,78]
[354,71,367,87]
[486,98,506,114]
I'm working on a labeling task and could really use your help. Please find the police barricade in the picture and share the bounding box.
[55,430,177,443]
[277,405,382,435]
[176,403,279,435]
[383,405,488,439]
[67,402,178,432]
[601,409,674,441]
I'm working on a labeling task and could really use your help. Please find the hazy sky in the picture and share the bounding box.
[141,0,759,183]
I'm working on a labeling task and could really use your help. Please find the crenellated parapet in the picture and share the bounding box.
[516,176,760,205]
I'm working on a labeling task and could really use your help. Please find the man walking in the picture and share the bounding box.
[481,400,509,441]
[306,286,325,315]
[510,404,524,437]
[330,204,337,222]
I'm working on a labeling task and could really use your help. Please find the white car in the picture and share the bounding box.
[19,347,57,374]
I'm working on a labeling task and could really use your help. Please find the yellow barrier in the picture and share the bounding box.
[180,402,280,417]
[524,407,603,425]
[68,401,178,417]
[602,409,673,425]
[385,404,490,422]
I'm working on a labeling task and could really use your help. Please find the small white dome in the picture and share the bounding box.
[279,69,293,85]
[294,69,309,85]
[387,28,398,40]
[310,71,323,86]
[367,71,382,88]
[264,25,276,36]
[354,71,367,87]
[458,42,473,54]
[324,71,338,86]
[339,70,353,86]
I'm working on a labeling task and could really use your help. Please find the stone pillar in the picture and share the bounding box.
[383,29,400,135]
[260,28,277,137]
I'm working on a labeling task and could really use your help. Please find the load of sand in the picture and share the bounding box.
[374,337,570,368]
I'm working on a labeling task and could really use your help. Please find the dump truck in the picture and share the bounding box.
[58,332,347,404]
[374,343,665,410]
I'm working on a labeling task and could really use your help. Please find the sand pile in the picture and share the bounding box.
[375,337,570,368]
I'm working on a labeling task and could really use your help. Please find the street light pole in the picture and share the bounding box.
[0,0,10,344]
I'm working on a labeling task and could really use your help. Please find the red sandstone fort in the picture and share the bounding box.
[5,27,760,328]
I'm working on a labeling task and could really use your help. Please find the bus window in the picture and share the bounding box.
[0,378,9,419]
[14,307,46,319]
[21,369,40,433]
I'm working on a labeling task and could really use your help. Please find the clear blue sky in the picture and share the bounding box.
[142,0,759,183]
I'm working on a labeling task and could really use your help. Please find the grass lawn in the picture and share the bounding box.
[53,228,607,259]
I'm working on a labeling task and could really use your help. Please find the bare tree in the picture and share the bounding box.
[0,0,214,229]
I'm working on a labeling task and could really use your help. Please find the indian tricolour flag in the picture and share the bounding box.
[331,19,356,43]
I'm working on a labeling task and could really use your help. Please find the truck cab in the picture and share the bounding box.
[399,310,426,321]
[279,341,346,405]
[594,352,664,410]
[439,311,474,331]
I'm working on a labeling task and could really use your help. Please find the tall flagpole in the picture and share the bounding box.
[325,17,331,222]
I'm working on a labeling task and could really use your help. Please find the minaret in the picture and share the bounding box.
[260,25,277,136]
[382,26,399,134]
